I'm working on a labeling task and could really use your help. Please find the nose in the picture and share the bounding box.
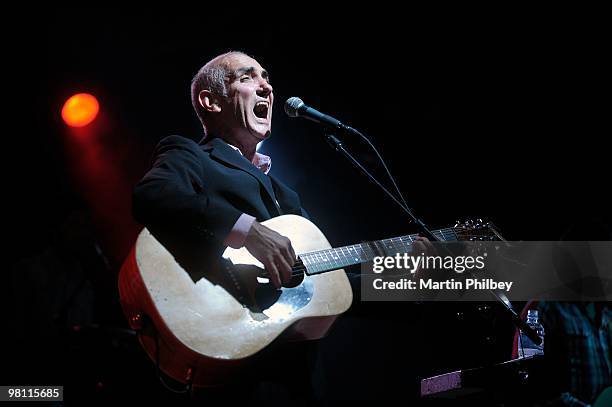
[257,78,273,97]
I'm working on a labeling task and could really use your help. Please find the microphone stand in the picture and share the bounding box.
[323,132,543,347]
[324,133,439,242]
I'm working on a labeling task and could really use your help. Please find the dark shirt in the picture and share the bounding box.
[537,302,611,406]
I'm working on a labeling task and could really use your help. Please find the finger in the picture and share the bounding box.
[265,260,282,288]
[274,255,293,285]
[287,240,296,261]
[278,236,296,263]
[281,245,296,268]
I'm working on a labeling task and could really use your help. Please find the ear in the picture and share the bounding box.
[198,90,222,113]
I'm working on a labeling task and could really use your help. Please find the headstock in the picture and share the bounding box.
[454,218,505,241]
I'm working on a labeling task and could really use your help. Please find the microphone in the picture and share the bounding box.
[284,97,356,134]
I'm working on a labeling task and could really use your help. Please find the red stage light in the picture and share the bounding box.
[62,93,99,127]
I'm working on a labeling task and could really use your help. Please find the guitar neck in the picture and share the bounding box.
[298,227,459,275]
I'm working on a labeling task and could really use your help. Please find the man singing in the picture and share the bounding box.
[133,51,307,288]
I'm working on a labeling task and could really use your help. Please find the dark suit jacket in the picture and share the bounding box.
[133,135,308,277]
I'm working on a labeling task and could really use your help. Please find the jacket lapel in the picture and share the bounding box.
[270,175,301,214]
[203,138,280,215]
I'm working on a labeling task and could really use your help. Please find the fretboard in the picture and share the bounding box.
[298,228,459,275]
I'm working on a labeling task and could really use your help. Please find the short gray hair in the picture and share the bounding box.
[190,51,246,136]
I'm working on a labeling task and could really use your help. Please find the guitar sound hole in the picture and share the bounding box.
[254,284,282,310]
[285,268,305,288]
[253,267,305,310]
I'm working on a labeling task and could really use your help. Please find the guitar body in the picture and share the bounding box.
[119,215,353,387]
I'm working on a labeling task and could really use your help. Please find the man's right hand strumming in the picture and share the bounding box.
[244,221,296,288]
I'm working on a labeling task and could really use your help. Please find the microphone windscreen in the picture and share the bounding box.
[284,97,304,117]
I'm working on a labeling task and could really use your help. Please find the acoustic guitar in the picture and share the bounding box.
[119,214,499,387]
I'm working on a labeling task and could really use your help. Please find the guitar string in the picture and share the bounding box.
[254,227,493,278]
[289,233,492,276]
[295,226,489,257]
[296,235,488,264]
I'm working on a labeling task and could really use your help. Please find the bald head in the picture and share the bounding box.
[205,51,246,70]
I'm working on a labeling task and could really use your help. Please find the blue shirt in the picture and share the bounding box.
[538,302,611,406]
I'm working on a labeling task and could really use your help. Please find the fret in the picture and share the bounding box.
[347,246,359,262]
[371,240,384,257]
[359,247,368,258]
[361,243,377,259]
[339,247,348,262]
[330,248,338,262]
[329,249,340,261]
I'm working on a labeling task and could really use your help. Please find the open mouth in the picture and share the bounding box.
[253,101,269,119]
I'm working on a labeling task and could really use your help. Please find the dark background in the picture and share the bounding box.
[4,7,609,404]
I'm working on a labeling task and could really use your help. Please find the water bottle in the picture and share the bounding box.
[518,309,545,358]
